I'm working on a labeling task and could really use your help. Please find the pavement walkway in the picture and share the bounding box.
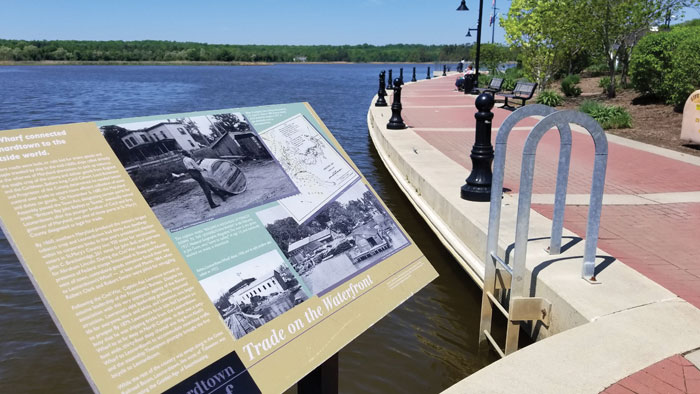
[393,75,700,393]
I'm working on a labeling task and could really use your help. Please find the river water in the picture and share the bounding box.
[0,64,492,393]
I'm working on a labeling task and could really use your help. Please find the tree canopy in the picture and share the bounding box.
[501,0,699,96]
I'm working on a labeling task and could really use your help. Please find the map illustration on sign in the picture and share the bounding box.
[260,114,360,224]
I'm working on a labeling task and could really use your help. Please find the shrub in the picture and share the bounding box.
[629,30,676,97]
[536,90,563,107]
[579,99,603,114]
[585,63,608,77]
[501,77,517,91]
[503,66,526,79]
[666,33,700,109]
[598,76,622,94]
[629,25,700,108]
[579,100,632,129]
[498,66,528,91]
[561,74,582,97]
[478,73,491,87]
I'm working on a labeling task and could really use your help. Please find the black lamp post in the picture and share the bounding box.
[458,0,484,94]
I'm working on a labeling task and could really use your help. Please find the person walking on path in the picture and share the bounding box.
[181,151,227,209]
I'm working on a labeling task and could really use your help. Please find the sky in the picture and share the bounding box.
[0,0,514,45]
[1,1,697,46]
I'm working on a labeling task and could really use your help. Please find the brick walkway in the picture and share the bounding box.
[600,355,700,394]
[395,75,700,393]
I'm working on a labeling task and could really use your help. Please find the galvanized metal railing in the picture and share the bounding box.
[479,105,608,357]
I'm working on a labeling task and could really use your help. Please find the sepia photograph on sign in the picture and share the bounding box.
[198,250,309,340]
[99,112,299,231]
[257,181,410,295]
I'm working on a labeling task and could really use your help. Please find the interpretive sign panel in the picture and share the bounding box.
[0,102,437,394]
[681,90,700,144]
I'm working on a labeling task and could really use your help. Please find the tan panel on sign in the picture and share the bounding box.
[0,123,235,393]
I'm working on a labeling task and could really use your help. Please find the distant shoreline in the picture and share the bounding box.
[0,60,453,66]
[0,60,272,66]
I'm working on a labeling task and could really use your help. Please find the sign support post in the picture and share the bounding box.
[297,353,339,394]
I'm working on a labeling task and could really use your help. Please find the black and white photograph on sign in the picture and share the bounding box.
[259,113,360,224]
[99,112,299,231]
[198,250,309,340]
[257,181,409,295]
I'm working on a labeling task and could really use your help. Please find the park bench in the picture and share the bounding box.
[474,77,504,94]
[496,81,538,111]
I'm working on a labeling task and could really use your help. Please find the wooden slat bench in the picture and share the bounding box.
[495,81,538,111]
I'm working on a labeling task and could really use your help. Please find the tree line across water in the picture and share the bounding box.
[0,39,518,64]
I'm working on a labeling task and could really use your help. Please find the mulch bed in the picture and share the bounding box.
[550,76,699,157]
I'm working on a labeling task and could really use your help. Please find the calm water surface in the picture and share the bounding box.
[0,65,492,393]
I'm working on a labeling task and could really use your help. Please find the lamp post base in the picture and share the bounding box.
[460,184,491,201]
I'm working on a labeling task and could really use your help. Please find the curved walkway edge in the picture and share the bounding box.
[367,73,700,393]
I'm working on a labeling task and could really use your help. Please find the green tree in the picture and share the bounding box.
[479,44,508,75]
[502,0,570,89]
[585,0,690,97]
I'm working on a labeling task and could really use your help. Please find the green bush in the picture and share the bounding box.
[536,90,563,107]
[579,100,632,129]
[667,33,700,108]
[585,63,609,77]
[495,66,528,91]
[629,25,700,108]
[478,73,491,87]
[561,74,582,97]
[579,99,603,114]
[503,66,526,79]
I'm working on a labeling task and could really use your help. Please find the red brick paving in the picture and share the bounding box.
[601,355,700,394]
[392,76,700,393]
[399,75,700,309]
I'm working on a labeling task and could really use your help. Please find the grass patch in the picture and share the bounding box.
[536,90,563,107]
[579,100,632,129]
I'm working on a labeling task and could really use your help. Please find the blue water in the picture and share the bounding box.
[0,64,489,393]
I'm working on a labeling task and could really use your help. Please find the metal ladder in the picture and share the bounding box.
[479,106,609,357]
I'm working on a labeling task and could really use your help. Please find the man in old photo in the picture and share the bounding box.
[181,150,228,209]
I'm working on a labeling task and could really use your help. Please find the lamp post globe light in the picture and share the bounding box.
[457,0,484,94]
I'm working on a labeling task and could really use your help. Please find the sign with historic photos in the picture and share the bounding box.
[0,102,438,393]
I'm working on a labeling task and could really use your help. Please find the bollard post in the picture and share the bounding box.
[461,93,495,201]
[387,69,394,89]
[411,67,417,82]
[426,67,431,79]
[443,65,447,76]
[399,67,404,84]
[387,78,406,130]
[375,71,388,107]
